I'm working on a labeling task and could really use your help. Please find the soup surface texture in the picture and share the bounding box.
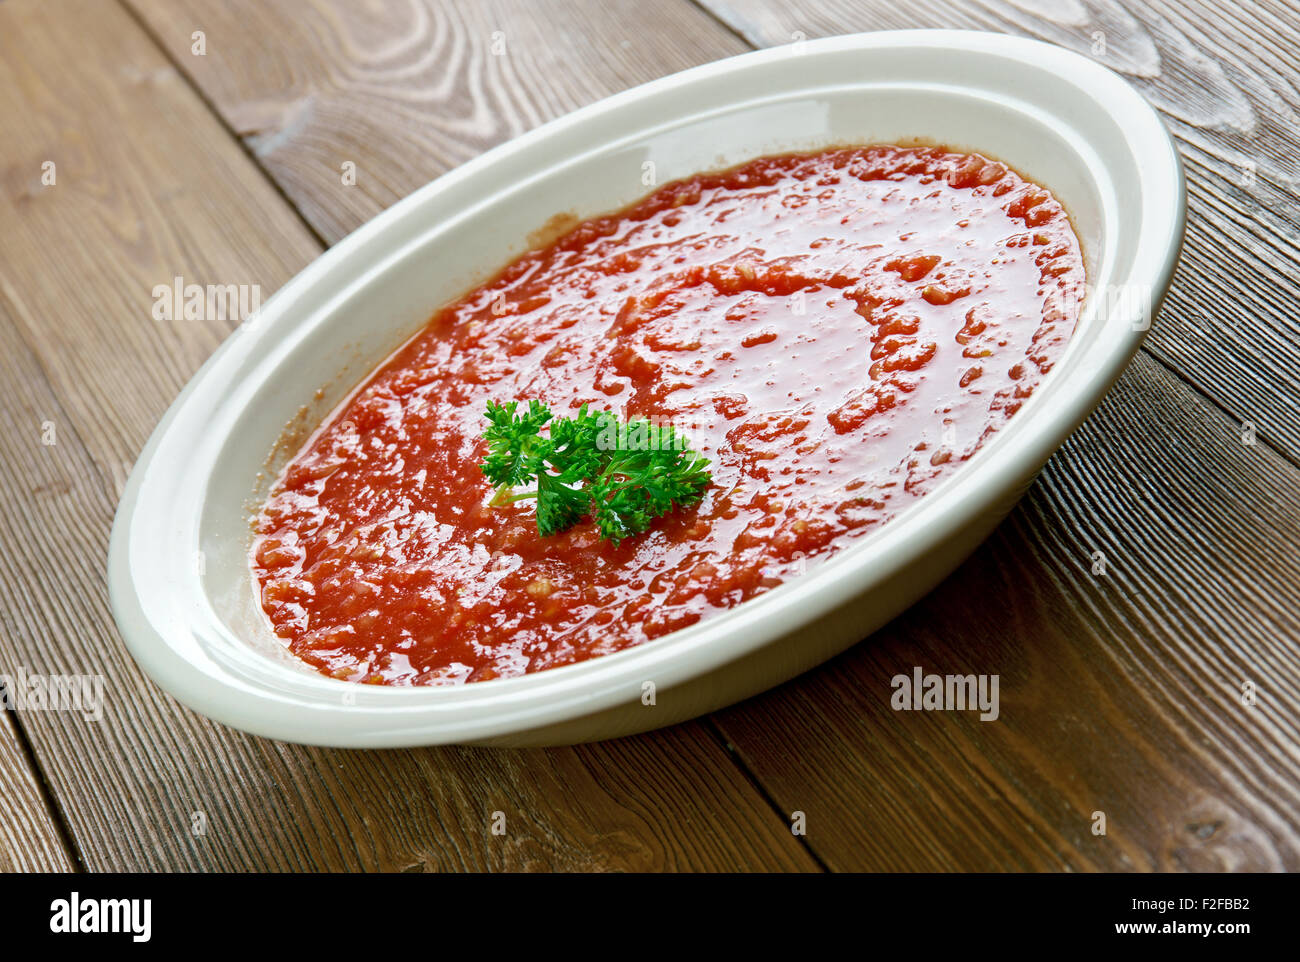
[253,146,1085,685]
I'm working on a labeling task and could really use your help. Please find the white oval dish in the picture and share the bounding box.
[108,30,1184,747]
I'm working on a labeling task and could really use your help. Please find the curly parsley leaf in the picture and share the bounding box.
[481,399,553,489]
[480,401,711,544]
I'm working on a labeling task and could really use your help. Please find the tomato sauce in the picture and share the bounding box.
[253,146,1085,685]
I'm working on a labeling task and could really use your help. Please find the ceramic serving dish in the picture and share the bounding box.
[108,30,1185,747]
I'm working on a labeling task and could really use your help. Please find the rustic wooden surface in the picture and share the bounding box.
[0,699,76,872]
[0,0,1296,871]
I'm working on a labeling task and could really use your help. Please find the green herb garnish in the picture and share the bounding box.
[480,400,712,544]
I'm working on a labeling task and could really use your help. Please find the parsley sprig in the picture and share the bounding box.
[480,400,711,544]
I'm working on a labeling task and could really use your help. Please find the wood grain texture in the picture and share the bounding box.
[0,705,77,872]
[121,0,1300,873]
[716,351,1300,870]
[4,0,1296,875]
[124,0,752,245]
[113,0,1300,872]
[697,0,1300,461]
[0,0,814,872]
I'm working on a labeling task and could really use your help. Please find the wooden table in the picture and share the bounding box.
[2,0,1297,873]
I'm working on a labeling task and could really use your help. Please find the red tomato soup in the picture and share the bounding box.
[253,146,1085,685]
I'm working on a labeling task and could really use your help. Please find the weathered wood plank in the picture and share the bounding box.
[121,0,1300,872]
[0,705,78,872]
[0,0,814,871]
[695,0,1300,461]
[125,0,752,244]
